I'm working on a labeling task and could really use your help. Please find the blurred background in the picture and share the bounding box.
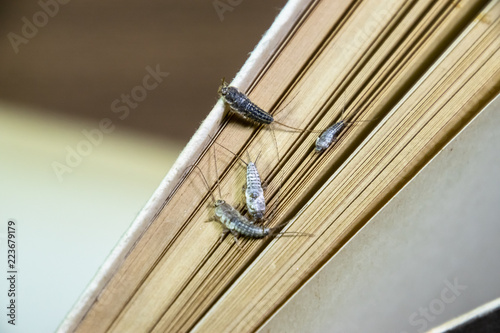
[0,0,288,141]
[0,1,287,332]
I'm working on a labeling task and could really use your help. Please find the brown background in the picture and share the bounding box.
[0,0,288,142]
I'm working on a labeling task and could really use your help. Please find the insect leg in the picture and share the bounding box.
[218,228,230,244]
[230,230,242,249]
[205,215,217,223]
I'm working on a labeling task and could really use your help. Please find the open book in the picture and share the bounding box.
[61,0,500,332]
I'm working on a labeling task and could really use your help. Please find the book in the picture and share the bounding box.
[61,0,500,332]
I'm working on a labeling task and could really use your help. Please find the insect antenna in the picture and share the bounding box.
[217,77,227,96]
[272,89,299,118]
[188,164,217,203]
[272,91,325,133]
[274,92,347,133]
[269,124,279,156]
[210,138,248,166]
[341,94,379,124]
[212,145,223,200]
[252,150,262,165]
[340,92,346,120]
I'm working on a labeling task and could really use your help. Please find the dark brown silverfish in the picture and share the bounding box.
[218,79,318,132]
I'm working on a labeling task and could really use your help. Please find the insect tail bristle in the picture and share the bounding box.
[345,117,378,124]
[275,120,338,134]
[275,232,314,238]
[273,120,324,133]
[268,222,313,238]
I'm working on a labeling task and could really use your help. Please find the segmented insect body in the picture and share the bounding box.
[218,81,274,124]
[212,198,308,244]
[218,79,317,132]
[245,161,266,221]
[193,139,309,245]
[214,199,270,239]
[315,120,346,153]
[192,149,275,245]
[213,140,268,221]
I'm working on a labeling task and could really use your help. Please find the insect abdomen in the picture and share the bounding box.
[229,89,274,124]
[217,202,269,238]
[241,102,274,124]
[315,122,345,152]
[246,163,266,220]
[234,221,268,238]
